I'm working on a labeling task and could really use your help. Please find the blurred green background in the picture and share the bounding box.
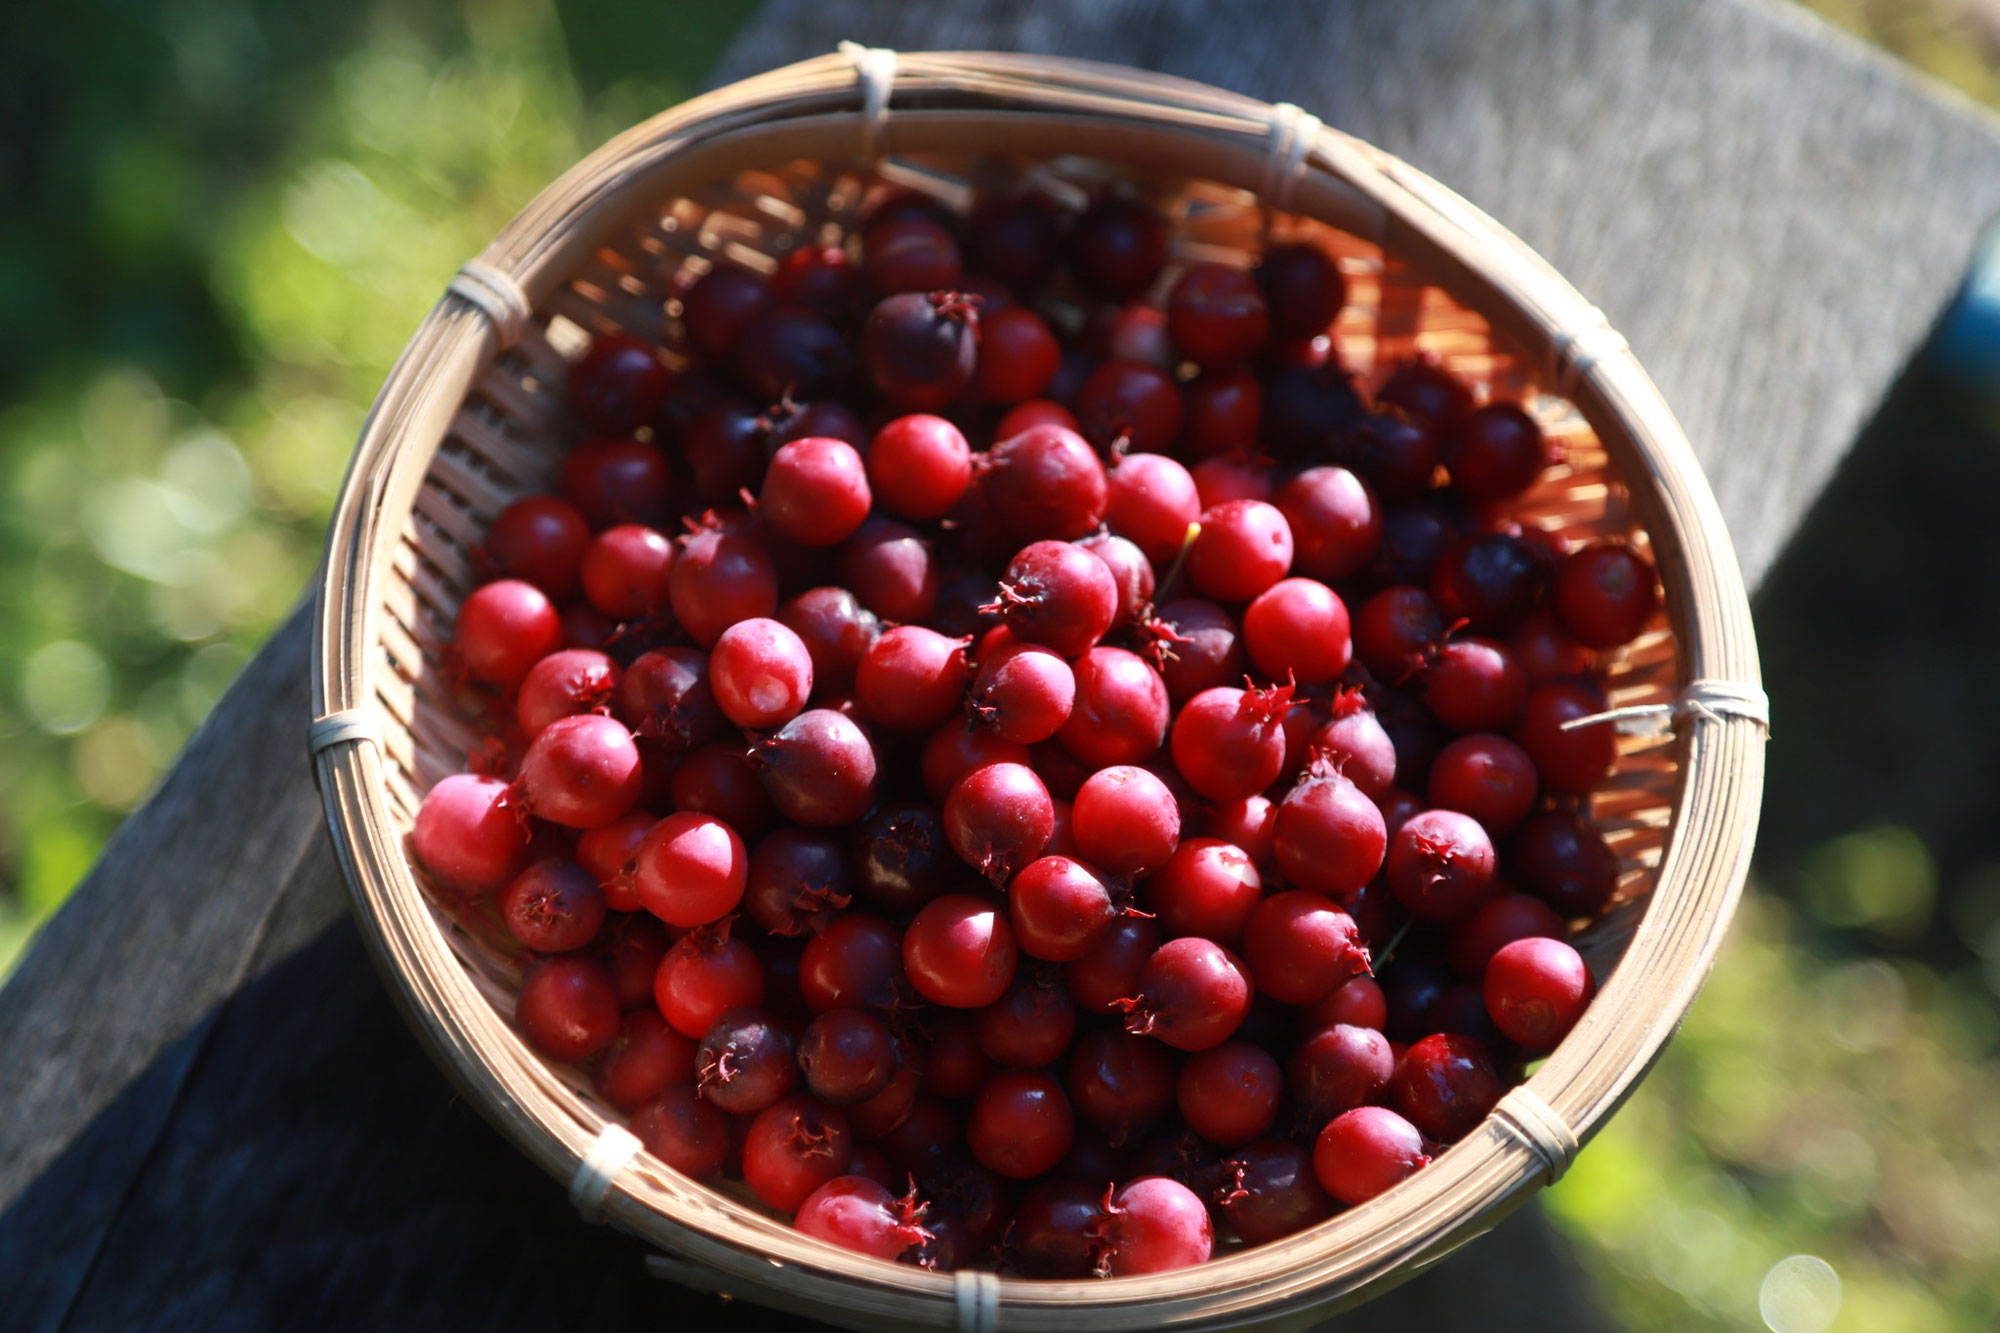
[2,0,1997,1328]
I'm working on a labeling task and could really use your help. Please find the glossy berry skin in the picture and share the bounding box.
[970,643,1074,744]
[1148,838,1262,944]
[1278,465,1382,582]
[1303,976,1389,1034]
[618,648,719,756]
[969,1070,1075,1179]
[924,1013,994,1099]
[1513,681,1617,795]
[795,1176,931,1261]
[1428,733,1540,837]
[696,1010,798,1115]
[1432,532,1552,637]
[1377,353,1473,428]
[743,1095,854,1213]
[1066,1026,1175,1143]
[568,333,670,434]
[1509,607,1596,684]
[855,626,970,733]
[1441,403,1547,502]
[1386,808,1498,925]
[838,518,940,624]
[1058,647,1171,769]
[1221,1140,1335,1245]
[754,708,879,827]
[597,1010,696,1113]
[1272,766,1388,898]
[708,618,814,729]
[862,291,979,411]
[762,437,873,546]
[515,955,619,1063]
[486,495,590,598]
[455,579,563,691]
[923,718,1032,807]
[1262,362,1364,460]
[1510,809,1621,917]
[904,894,1018,1008]
[669,528,779,648]
[635,811,748,928]
[1354,586,1443,685]
[1079,532,1155,630]
[1255,241,1344,341]
[1122,937,1253,1052]
[1181,370,1262,460]
[498,860,604,953]
[1071,765,1180,877]
[1068,196,1169,299]
[682,266,775,364]
[1170,686,1290,803]
[1177,1041,1282,1147]
[1095,1176,1214,1275]
[559,437,674,530]
[735,306,851,402]
[631,1085,731,1179]
[982,423,1110,543]
[945,762,1055,884]
[1484,936,1595,1050]
[1314,1106,1431,1206]
[1012,1180,1109,1277]
[1168,263,1269,369]
[778,586,879,697]
[1076,360,1184,456]
[799,1008,900,1104]
[976,305,1063,403]
[411,773,527,897]
[669,742,774,840]
[799,913,907,1014]
[1067,915,1163,1016]
[515,648,618,739]
[1391,1033,1503,1143]
[1311,698,1397,799]
[977,972,1078,1068]
[1553,542,1659,648]
[1420,637,1530,733]
[517,713,644,829]
[1242,891,1372,1006]
[1106,452,1201,568]
[656,926,766,1039]
[1187,500,1295,603]
[771,244,857,319]
[993,540,1119,658]
[862,215,962,295]
[867,414,973,520]
[1289,1023,1395,1123]
[1152,600,1247,705]
[1008,856,1117,962]
[744,828,852,938]
[1447,892,1567,980]
[1243,578,1352,685]
[852,802,964,913]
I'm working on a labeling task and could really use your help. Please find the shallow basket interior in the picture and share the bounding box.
[357,138,1690,1319]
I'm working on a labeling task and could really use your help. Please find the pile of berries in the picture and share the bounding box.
[408,186,1659,1277]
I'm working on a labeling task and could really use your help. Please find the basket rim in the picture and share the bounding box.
[310,47,1765,1330]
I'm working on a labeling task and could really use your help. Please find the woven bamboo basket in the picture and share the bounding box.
[310,47,1767,1332]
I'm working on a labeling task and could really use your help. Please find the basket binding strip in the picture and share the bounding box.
[310,45,1765,1330]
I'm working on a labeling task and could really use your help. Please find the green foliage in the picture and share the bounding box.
[1546,889,2000,1331]
[0,0,751,973]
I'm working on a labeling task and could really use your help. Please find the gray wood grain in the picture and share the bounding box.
[713,0,2000,587]
[5,0,1995,1326]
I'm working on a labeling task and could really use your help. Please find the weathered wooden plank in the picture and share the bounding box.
[712,0,2000,586]
[0,602,347,1214]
